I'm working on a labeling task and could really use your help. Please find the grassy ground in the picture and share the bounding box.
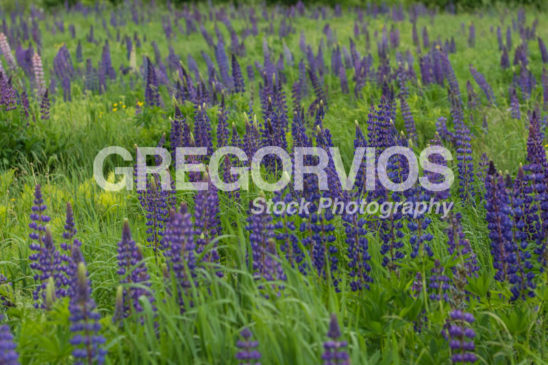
[0,2,547,364]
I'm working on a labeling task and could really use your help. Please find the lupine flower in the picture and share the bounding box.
[40,90,50,120]
[500,47,510,69]
[542,68,548,110]
[0,33,16,69]
[69,262,106,364]
[484,162,515,281]
[466,23,475,47]
[406,183,434,259]
[344,204,372,291]
[469,65,495,105]
[33,228,67,305]
[0,314,19,365]
[446,213,479,276]
[444,310,477,363]
[235,328,261,365]
[194,173,221,266]
[510,87,520,119]
[428,259,451,301]
[0,74,17,111]
[507,171,536,300]
[455,123,475,202]
[163,204,197,309]
[215,40,233,89]
[232,54,245,93]
[117,220,154,317]
[144,57,160,107]
[246,201,286,286]
[539,37,548,63]
[322,314,349,365]
[399,95,416,141]
[32,51,46,97]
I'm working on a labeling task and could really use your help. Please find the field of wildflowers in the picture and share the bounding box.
[0,1,548,364]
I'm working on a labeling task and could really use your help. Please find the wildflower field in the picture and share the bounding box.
[1,1,548,364]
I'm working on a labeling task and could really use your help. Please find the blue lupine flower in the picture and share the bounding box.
[236,328,261,365]
[0,314,19,365]
[69,262,106,364]
[322,314,349,365]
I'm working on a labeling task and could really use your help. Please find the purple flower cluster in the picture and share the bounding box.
[117,220,154,317]
[235,328,261,365]
[322,314,349,365]
[0,315,19,365]
[69,262,106,364]
[445,310,477,363]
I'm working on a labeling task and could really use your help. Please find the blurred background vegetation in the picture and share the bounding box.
[0,0,546,13]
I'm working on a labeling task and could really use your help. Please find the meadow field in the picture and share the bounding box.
[0,1,547,364]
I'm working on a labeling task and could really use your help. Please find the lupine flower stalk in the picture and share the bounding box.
[322,314,349,365]
[69,262,106,364]
[117,220,154,317]
[0,314,19,365]
[444,310,477,363]
[0,33,16,69]
[235,328,261,365]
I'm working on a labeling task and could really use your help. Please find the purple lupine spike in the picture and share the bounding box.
[15,46,33,77]
[542,68,548,111]
[500,47,510,69]
[485,162,515,282]
[137,172,169,255]
[446,213,479,276]
[215,41,233,89]
[422,26,430,48]
[539,37,548,63]
[33,228,68,305]
[216,106,230,148]
[193,173,221,266]
[428,259,451,302]
[339,66,349,94]
[444,310,477,363]
[469,65,495,105]
[232,54,245,93]
[144,57,160,107]
[40,90,50,120]
[18,90,30,120]
[497,27,503,50]
[59,202,80,293]
[1,74,17,111]
[455,123,475,202]
[466,81,478,110]
[235,328,261,364]
[399,96,417,142]
[193,103,213,154]
[28,184,50,276]
[53,45,75,81]
[163,204,197,310]
[117,220,154,317]
[468,23,475,48]
[0,314,19,365]
[405,181,434,260]
[246,201,286,285]
[308,67,327,107]
[510,87,520,119]
[344,197,372,291]
[69,262,106,364]
[508,171,536,300]
[322,314,349,365]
